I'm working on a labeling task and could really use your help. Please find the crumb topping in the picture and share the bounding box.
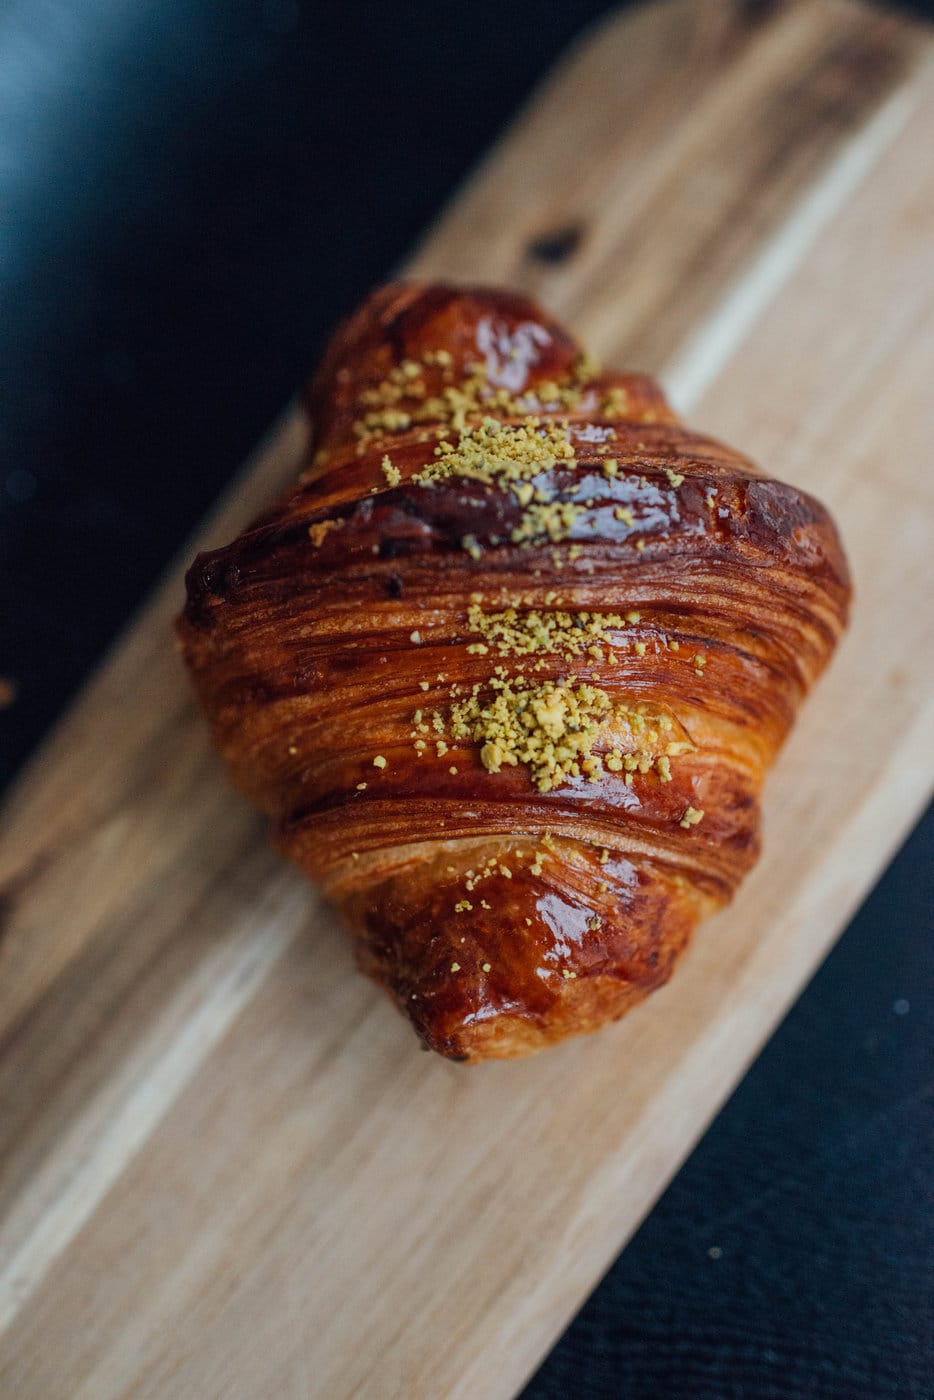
[466,602,633,658]
[414,415,575,487]
[333,336,716,809]
[381,454,401,487]
[413,659,690,793]
[446,676,611,793]
[350,346,602,450]
[409,414,596,549]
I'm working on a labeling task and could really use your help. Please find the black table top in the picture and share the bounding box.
[1,3,930,1395]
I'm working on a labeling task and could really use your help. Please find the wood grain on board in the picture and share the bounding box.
[1,2,933,1396]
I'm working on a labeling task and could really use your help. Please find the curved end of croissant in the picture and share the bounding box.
[403,961,682,1064]
[291,831,727,1063]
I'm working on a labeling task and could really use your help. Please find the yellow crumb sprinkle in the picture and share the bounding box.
[601,385,629,417]
[450,962,461,972]
[373,755,387,769]
[356,782,367,791]
[664,468,685,488]
[511,499,584,546]
[481,962,491,973]
[454,901,472,914]
[381,454,401,487]
[666,740,693,757]
[466,602,628,659]
[352,350,599,448]
[410,415,591,548]
[416,414,574,487]
[680,806,705,829]
[449,676,614,793]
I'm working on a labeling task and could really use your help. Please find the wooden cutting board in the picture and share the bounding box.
[2,1,933,1395]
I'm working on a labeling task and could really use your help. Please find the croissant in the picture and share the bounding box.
[178,282,850,1062]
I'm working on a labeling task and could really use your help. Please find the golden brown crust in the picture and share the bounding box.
[178,282,850,1061]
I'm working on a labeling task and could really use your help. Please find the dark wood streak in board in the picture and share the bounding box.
[526,225,586,264]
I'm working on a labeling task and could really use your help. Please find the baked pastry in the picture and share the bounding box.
[178,283,850,1061]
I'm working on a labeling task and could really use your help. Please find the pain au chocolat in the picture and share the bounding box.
[178,283,850,1062]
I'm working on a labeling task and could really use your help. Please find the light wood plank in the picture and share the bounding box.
[1,2,932,1396]
[410,0,919,368]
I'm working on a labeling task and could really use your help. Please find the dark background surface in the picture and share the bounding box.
[1,2,931,1395]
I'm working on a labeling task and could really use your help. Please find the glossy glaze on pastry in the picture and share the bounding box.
[178,283,850,1061]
